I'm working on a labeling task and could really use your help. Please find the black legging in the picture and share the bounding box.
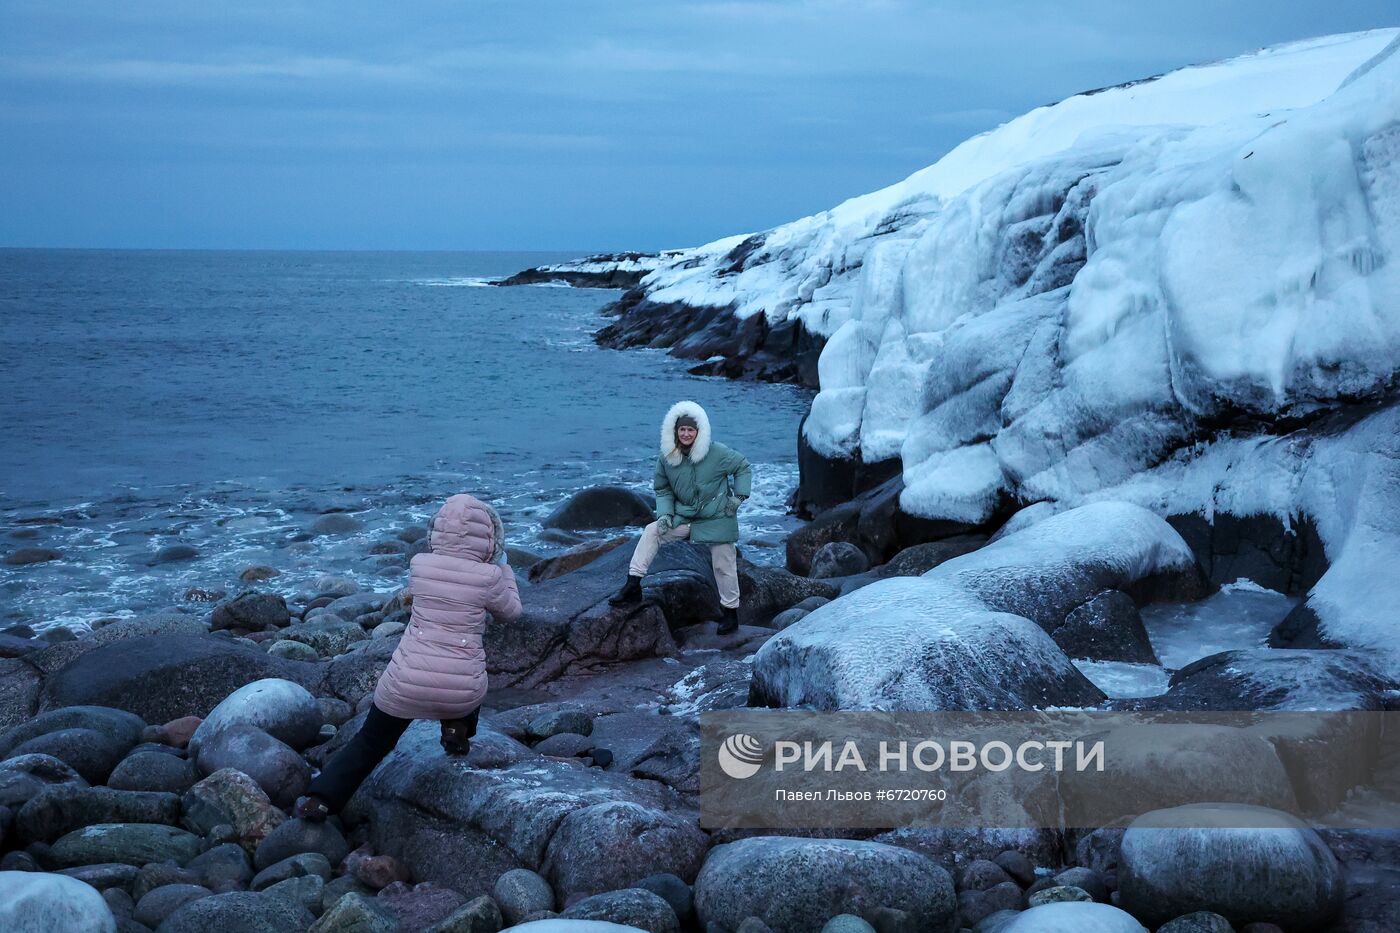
[308,702,479,812]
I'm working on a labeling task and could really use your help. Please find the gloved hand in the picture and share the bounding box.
[656,513,676,532]
[725,494,747,515]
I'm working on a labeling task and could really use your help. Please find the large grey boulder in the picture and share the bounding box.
[693,837,957,933]
[15,786,181,845]
[347,720,703,903]
[752,503,1198,710]
[50,823,204,868]
[194,725,310,809]
[543,486,656,531]
[210,594,290,634]
[0,869,117,932]
[155,890,315,932]
[107,751,201,795]
[560,888,679,933]
[0,706,146,757]
[6,728,129,785]
[40,636,323,723]
[189,679,323,754]
[1116,804,1343,930]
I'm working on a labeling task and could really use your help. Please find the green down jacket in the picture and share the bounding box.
[654,440,752,544]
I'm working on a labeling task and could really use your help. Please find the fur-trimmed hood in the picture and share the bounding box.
[661,400,712,466]
[427,493,506,564]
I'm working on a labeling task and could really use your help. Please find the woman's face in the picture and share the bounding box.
[677,424,698,447]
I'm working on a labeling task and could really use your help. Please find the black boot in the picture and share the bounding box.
[609,574,643,606]
[717,606,739,635]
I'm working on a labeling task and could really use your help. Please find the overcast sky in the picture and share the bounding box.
[1,1,1394,251]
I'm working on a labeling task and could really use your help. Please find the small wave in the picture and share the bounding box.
[412,277,499,288]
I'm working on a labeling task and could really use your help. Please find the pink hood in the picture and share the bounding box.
[373,494,522,720]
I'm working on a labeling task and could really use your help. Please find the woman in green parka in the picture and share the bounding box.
[609,400,752,633]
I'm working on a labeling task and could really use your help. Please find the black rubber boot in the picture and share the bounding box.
[608,574,644,606]
[717,606,740,635]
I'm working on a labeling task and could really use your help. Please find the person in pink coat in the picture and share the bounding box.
[294,493,522,819]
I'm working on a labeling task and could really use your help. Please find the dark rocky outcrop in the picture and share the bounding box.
[542,486,656,531]
[496,252,661,289]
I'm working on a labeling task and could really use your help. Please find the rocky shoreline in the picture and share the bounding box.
[493,253,672,290]
[3,478,1398,932]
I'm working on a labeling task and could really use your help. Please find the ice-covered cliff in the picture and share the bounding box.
[617,30,1400,651]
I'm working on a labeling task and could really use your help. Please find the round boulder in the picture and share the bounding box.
[1117,804,1343,930]
[155,890,315,933]
[0,869,117,932]
[4,548,62,566]
[494,868,556,925]
[560,888,679,933]
[309,514,362,537]
[0,706,146,757]
[542,802,707,905]
[7,729,128,785]
[543,486,656,531]
[0,754,87,809]
[134,884,213,929]
[1002,901,1147,931]
[210,594,290,634]
[194,725,310,808]
[107,752,200,795]
[694,836,957,933]
[809,542,870,580]
[189,679,322,754]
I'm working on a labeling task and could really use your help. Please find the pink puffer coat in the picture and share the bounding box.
[373,494,522,720]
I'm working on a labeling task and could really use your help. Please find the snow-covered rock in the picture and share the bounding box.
[614,29,1400,655]
[0,871,117,932]
[1001,902,1147,932]
[1116,804,1344,930]
[750,502,1196,710]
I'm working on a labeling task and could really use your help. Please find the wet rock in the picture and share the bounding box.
[7,729,129,785]
[280,619,366,657]
[1130,649,1395,712]
[161,717,203,749]
[60,862,142,891]
[322,639,398,707]
[186,843,254,891]
[320,593,388,622]
[312,576,361,599]
[1027,885,1092,907]
[309,514,362,537]
[261,874,324,915]
[15,786,181,845]
[134,885,214,929]
[104,887,135,917]
[250,853,333,891]
[994,851,1035,887]
[50,823,203,868]
[693,836,957,933]
[0,705,146,757]
[1049,591,1158,664]
[528,711,593,741]
[874,535,988,578]
[240,567,280,583]
[309,891,392,932]
[1051,867,1106,902]
[211,595,291,634]
[493,868,555,925]
[959,882,1023,926]
[376,882,468,929]
[254,820,349,872]
[0,754,87,809]
[1157,913,1235,933]
[87,614,208,647]
[422,894,503,933]
[529,537,632,583]
[369,622,405,641]
[532,733,595,758]
[543,487,656,531]
[156,890,315,933]
[189,679,323,754]
[769,606,810,630]
[40,635,324,724]
[809,542,869,579]
[181,769,285,853]
[0,869,118,931]
[108,752,201,795]
[268,641,319,662]
[345,850,410,890]
[1116,804,1343,930]
[0,633,40,659]
[0,659,42,732]
[542,801,707,905]
[561,888,679,933]
[152,545,200,565]
[960,859,1014,891]
[737,561,841,628]
[194,726,310,808]
[634,873,693,927]
[4,547,63,566]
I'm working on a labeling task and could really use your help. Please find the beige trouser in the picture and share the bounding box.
[628,521,740,609]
